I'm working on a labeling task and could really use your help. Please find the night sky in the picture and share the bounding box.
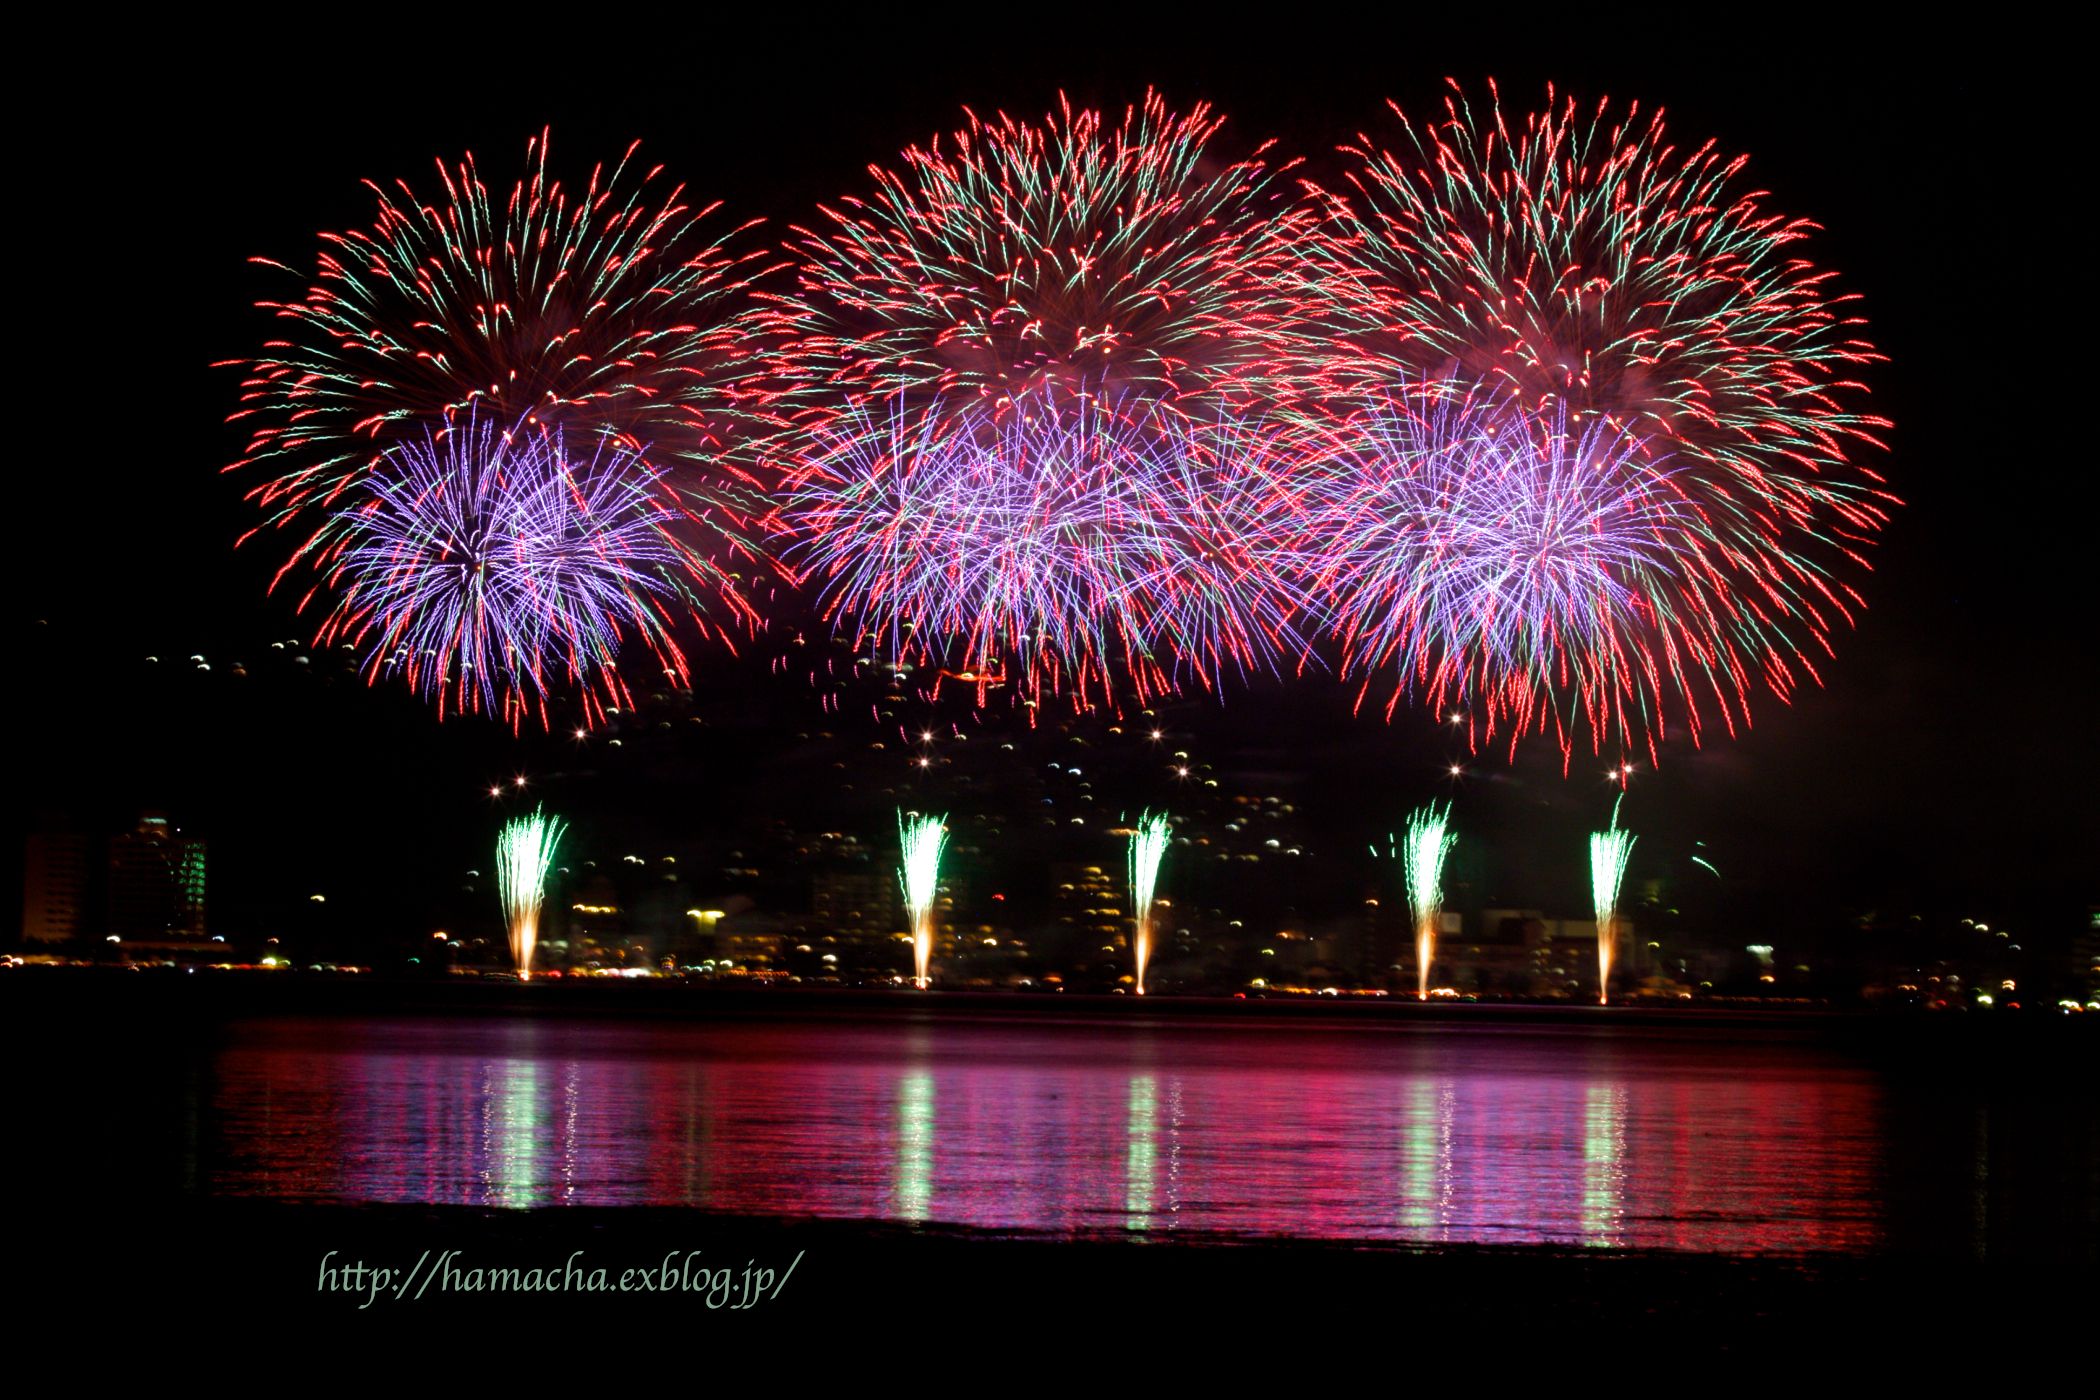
[13,18,2092,950]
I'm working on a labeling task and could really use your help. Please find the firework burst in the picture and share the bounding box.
[770,90,1316,432]
[1296,80,1894,757]
[311,412,696,728]
[1306,392,1738,762]
[497,806,567,980]
[225,128,775,608]
[778,391,1314,712]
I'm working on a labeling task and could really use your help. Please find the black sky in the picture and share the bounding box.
[12,15,2094,943]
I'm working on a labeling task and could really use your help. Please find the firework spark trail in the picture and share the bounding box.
[1399,802,1457,1001]
[1127,812,1172,995]
[1289,81,1894,759]
[1589,797,1637,1005]
[224,128,776,625]
[497,806,567,980]
[897,811,950,990]
[768,91,1319,437]
[1104,410,1327,689]
[308,411,693,729]
[778,391,1316,712]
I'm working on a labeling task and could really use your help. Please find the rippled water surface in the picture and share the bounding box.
[188,1014,1965,1252]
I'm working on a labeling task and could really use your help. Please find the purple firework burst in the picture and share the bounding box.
[310,413,695,727]
[1305,393,1727,760]
[777,392,1313,712]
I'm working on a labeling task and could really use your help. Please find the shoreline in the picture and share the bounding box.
[1,965,2061,1031]
[15,1195,2085,1353]
[7,972,2092,1077]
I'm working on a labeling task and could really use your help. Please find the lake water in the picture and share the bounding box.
[173,1011,2095,1256]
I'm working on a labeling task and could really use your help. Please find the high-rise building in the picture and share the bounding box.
[21,827,90,944]
[806,868,912,978]
[2074,909,2100,1002]
[1051,862,1123,951]
[811,869,904,943]
[106,814,207,942]
[1354,892,1413,986]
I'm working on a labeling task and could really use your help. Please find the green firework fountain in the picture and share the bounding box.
[1589,797,1637,1005]
[1400,802,1457,1001]
[897,811,949,989]
[496,806,566,980]
[1127,812,1172,996]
